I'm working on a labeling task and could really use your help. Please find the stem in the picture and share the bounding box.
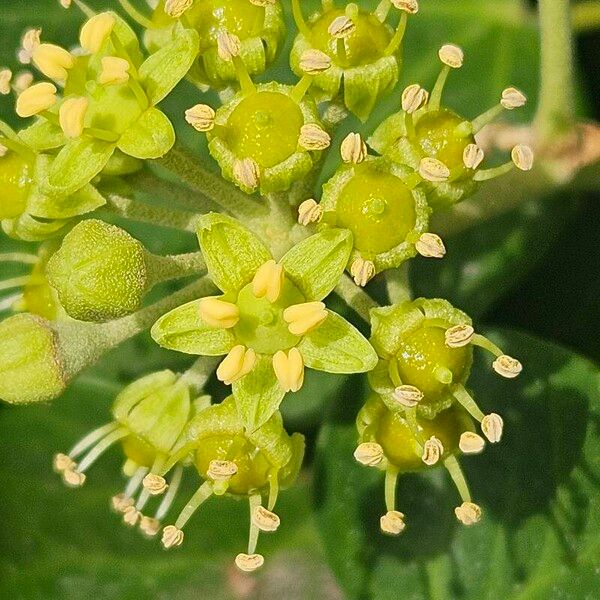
[334,274,377,324]
[153,145,267,220]
[180,356,219,392]
[145,252,207,287]
[106,194,199,232]
[572,2,600,32]
[385,266,411,304]
[0,253,38,264]
[534,0,576,143]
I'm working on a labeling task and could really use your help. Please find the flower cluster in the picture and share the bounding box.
[0,0,532,574]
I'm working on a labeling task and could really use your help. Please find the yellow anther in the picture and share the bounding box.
[143,473,169,496]
[299,123,331,151]
[216,345,257,385]
[16,82,57,117]
[98,56,130,86]
[111,493,134,513]
[283,301,328,336]
[0,69,12,95]
[445,324,474,348]
[415,233,446,258]
[139,516,161,537]
[123,506,141,527]
[164,0,194,18]
[53,452,75,473]
[511,145,534,171]
[235,553,265,572]
[328,15,355,39]
[353,442,384,467]
[162,525,184,549]
[459,432,486,454]
[422,436,444,465]
[62,468,86,487]
[380,510,406,535]
[418,157,450,182]
[463,144,485,170]
[350,257,376,287]
[59,96,89,139]
[455,501,482,525]
[252,260,284,303]
[252,506,280,532]
[19,29,41,65]
[493,354,523,378]
[233,157,260,191]
[393,384,423,408]
[208,459,238,481]
[299,49,332,74]
[199,297,240,328]
[481,413,504,443]
[184,104,216,132]
[80,13,116,54]
[273,348,305,392]
[392,0,419,13]
[401,83,428,114]
[298,198,323,226]
[217,31,241,61]
[438,44,464,68]
[501,87,527,109]
[340,132,368,164]
[32,43,74,81]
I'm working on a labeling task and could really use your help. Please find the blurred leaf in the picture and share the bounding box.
[314,329,600,599]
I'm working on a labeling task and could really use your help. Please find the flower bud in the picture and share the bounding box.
[47,219,148,322]
[0,313,67,404]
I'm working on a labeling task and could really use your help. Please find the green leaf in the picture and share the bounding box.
[299,311,377,374]
[117,108,175,159]
[151,298,235,356]
[139,27,200,106]
[280,229,353,301]
[46,137,115,197]
[18,118,66,151]
[315,329,600,599]
[196,213,271,293]
[232,354,285,432]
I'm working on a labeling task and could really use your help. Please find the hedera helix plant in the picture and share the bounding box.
[3,0,593,580]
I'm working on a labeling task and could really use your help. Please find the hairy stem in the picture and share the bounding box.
[180,356,220,393]
[334,274,377,324]
[146,252,207,287]
[385,266,411,305]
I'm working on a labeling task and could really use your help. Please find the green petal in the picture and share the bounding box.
[18,119,65,151]
[117,108,175,159]
[298,311,377,374]
[139,27,199,105]
[232,355,285,432]
[45,137,115,197]
[196,213,271,293]
[111,11,143,67]
[151,298,235,356]
[280,228,352,301]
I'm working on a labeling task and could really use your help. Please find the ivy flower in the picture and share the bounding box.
[152,213,378,430]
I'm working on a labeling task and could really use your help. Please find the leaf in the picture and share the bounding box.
[280,229,353,302]
[139,27,200,106]
[18,118,66,151]
[151,298,235,356]
[117,107,175,159]
[299,311,378,374]
[314,329,600,599]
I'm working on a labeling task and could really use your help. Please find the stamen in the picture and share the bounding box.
[32,43,74,81]
[245,493,262,558]
[53,453,76,473]
[173,480,214,531]
[59,0,73,8]
[283,301,328,335]
[298,49,331,74]
[184,104,216,132]
[267,470,279,511]
[298,123,331,151]
[249,0,276,5]
[115,0,155,29]
[418,157,450,182]
[233,158,260,191]
[443,454,471,502]
[235,553,264,572]
[350,257,376,287]
[501,87,527,109]
[422,436,443,465]
[453,384,485,422]
[353,442,384,466]
[18,29,41,65]
[80,13,116,54]
[392,0,419,13]
[123,506,141,527]
[459,432,485,454]
[162,524,184,549]
[59,97,88,139]
[62,469,87,487]
[415,233,446,258]
[13,71,34,94]
[340,132,368,164]
[164,0,193,18]
[124,465,149,497]
[463,144,484,170]
[445,324,474,348]
[511,144,534,171]
[0,69,12,95]
[252,505,280,532]
[328,15,355,39]
[0,276,32,292]
[143,473,169,496]
[216,345,257,385]
[252,259,284,303]
[438,44,464,69]
[217,32,255,95]
[384,467,398,512]
[111,493,135,513]
[384,5,413,56]
[455,501,482,525]
[291,0,311,38]
[98,56,130,86]
[374,0,392,22]
[15,82,57,118]
[76,427,129,473]
[272,348,305,392]
[155,464,183,521]
[493,354,523,378]
[401,84,428,114]
[297,198,323,226]
[481,413,504,443]
[199,296,240,328]
[429,44,463,110]
[208,459,238,482]
[68,421,120,459]
[380,510,406,535]
[139,516,161,537]
[392,384,423,408]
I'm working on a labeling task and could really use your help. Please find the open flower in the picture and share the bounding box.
[152,213,378,430]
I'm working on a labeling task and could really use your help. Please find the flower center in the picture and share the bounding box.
[226,91,304,168]
[0,152,33,219]
[233,278,305,354]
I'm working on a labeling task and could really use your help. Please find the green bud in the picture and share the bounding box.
[0,313,67,404]
[47,219,148,322]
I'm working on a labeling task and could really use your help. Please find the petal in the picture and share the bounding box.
[196,213,271,293]
[280,228,352,301]
[151,299,235,356]
[117,107,175,159]
[298,311,378,373]
[232,355,285,432]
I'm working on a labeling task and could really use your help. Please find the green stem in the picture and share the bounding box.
[180,356,219,393]
[153,144,267,220]
[385,266,411,304]
[534,0,577,143]
[145,252,206,287]
[572,2,600,31]
[106,194,199,232]
[334,274,377,324]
